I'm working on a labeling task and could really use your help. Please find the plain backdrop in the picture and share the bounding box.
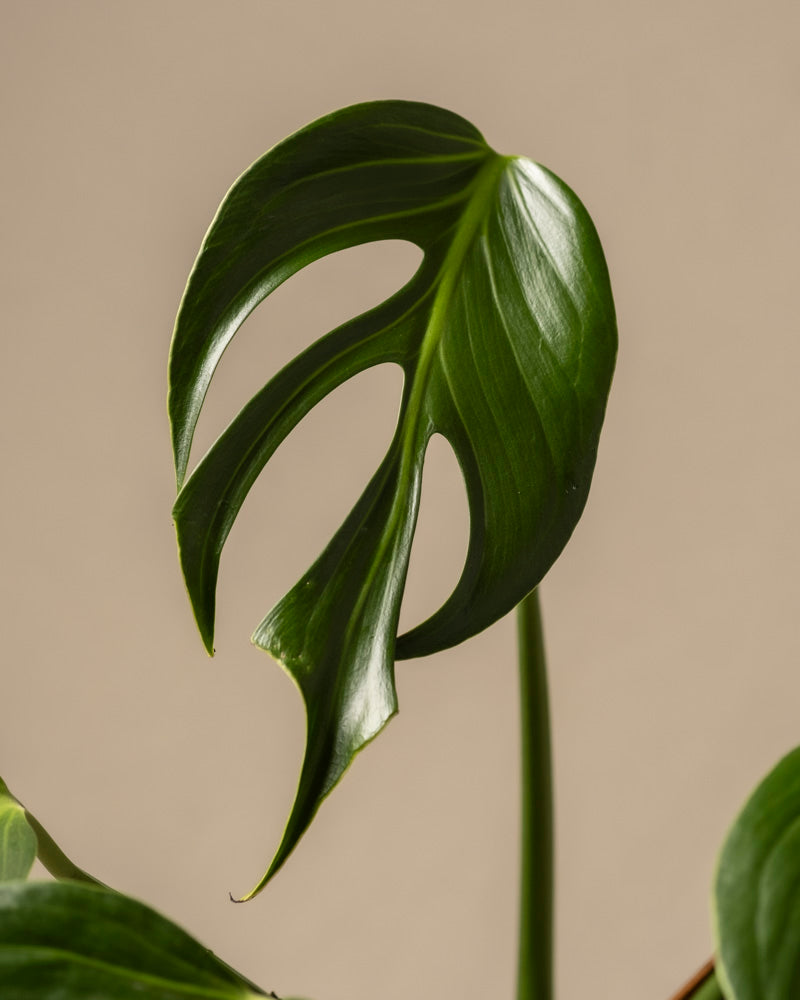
[2,2,798,998]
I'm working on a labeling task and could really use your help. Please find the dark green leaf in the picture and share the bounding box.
[0,881,267,999]
[0,779,36,882]
[169,100,616,896]
[713,745,800,1000]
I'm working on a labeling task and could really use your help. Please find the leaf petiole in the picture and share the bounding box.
[516,588,553,1000]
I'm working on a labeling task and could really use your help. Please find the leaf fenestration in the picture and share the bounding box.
[169,101,617,896]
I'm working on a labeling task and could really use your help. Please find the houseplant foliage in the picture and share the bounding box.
[712,746,800,1000]
[0,881,268,1000]
[1,99,794,1000]
[169,99,617,899]
[0,779,266,998]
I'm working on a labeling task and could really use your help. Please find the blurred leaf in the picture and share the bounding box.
[170,100,616,896]
[0,779,36,881]
[714,745,800,1000]
[0,881,267,998]
[0,775,103,887]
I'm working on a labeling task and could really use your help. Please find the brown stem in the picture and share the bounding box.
[668,959,715,1000]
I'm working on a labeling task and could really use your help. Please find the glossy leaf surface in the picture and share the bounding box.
[170,101,616,895]
[0,881,266,998]
[0,780,36,882]
[714,745,800,1000]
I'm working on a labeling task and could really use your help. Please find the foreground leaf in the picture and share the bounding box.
[713,745,800,1000]
[0,881,267,998]
[0,780,36,881]
[170,100,617,895]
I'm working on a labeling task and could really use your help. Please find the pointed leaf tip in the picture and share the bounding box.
[0,777,105,887]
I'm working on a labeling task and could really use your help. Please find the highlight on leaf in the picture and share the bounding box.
[169,100,617,897]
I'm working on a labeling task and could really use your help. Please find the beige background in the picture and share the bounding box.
[2,2,798,998]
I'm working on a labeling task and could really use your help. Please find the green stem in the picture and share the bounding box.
[516,588,553,1000]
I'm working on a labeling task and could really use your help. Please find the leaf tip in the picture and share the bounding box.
[199,618,216,656]
[189,590,216,657]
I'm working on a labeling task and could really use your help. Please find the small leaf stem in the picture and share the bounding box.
[669,960,722,1000]
[516,588,553,1000]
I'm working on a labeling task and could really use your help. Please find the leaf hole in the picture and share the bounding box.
[212,362,407,646]
[187,239,423,470]
[399,433,470,636]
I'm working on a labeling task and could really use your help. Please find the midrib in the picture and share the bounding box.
[401,151,510,466]
[339,153,509,636]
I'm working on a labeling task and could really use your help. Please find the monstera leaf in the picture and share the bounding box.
[714,746,800,1000]
[169,100,616,897]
